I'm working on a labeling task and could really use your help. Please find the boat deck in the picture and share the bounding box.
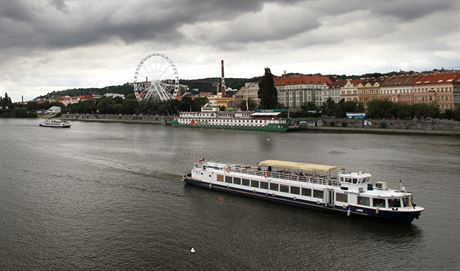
[201,163,341,186]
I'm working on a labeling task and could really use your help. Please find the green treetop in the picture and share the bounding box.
[258,68,278,109]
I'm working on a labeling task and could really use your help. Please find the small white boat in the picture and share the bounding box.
[39,119,71,128]
[183,159,424,223]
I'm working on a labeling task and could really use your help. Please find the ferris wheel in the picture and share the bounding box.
[133,53,180,102]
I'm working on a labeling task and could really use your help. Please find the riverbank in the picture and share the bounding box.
[301,126,460,136]
[60,113,173,125]
[60,114,460,136]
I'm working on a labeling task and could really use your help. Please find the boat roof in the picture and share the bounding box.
[258,160,340,172]
[251,112,282,117]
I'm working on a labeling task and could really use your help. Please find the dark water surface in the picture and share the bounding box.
[1,119,459,270]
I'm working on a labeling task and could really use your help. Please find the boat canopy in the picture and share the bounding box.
[258,160,340,172]
[251,112,282,117]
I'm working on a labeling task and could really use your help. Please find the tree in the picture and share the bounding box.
[2,93,12,106]
[179,97,194,112]
[335,99,346,118]
[239,98,257,111]
[121,98,139,114]
[441,109,455,120]
[258,68,278,109]
[193,97,209,111]
[301,102,317,112]
[367,99,394,119]
[322,98,336,116]
[454,104,460,121]
[97,97,116,114]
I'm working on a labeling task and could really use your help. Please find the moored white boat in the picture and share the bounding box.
[183,159,424,223]
[39,119,71,128]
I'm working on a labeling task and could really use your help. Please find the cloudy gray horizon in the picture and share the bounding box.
[1,0,459,102]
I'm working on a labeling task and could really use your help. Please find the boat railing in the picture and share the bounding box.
[229,166,340,186]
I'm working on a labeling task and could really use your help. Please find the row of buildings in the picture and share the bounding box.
[230,71,460,111]
[34,93,125,106]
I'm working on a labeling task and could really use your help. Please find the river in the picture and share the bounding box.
[0,119,459,270]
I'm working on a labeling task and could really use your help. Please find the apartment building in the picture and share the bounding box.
[275,75,332,110]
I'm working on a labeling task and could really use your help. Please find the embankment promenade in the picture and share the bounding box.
[61,113,174,125]
[60,114,460,136]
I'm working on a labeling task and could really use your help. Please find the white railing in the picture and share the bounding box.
[228,165,340,186]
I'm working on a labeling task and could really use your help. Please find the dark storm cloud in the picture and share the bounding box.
[0,0,457,53]
[306,0,455,20]
[0,0,302,51]
[368,0,455,20]
[49,0,69,12]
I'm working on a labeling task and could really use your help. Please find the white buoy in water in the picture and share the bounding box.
[191,248,195,253]
[266,138,271,141]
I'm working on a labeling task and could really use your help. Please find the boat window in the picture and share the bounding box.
[242,179,250,186]
[336,193,347,203]
[372,198,386,208]
[260,181,269,189]
[217,175,224,182]
[280,185,289,193]
[345,178,351,183]
[233,177,241,185]
[225,176,232,183]
[251,180,259,188]
[357,196,370,206]
[402,197,410,207]
[302,188,312,197]
[290,186,300,195]
[388,198,401,208]
[269,183,279,191]
[313,190,324,199]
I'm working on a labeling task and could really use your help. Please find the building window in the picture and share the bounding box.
[269,183,279,191]
[280,185,289,193]
[373,198,386,208]
[336,193,347,203]
[225,176,232,183]
[290,186,300,195]
[357,196,370,206]
[251,180,259,188]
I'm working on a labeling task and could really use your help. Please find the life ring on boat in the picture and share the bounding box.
[264,171,269,178]
[225,166,230,173]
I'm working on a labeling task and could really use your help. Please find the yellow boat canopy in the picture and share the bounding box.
[258,160,340,172]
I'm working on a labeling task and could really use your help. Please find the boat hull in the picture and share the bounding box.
[183,176,421,223]
[39,123,71,128]
[171,121,289,132]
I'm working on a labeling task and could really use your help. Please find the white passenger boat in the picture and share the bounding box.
[39,119,71,128]
[183,159,424,223]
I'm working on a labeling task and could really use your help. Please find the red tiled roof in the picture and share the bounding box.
[380,75,420,87]
[342,79,362,87]
[413,72,460,85]
[329,80,347,88]
[274,75,333,86]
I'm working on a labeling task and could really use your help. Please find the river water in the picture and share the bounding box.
[0,119,459,270]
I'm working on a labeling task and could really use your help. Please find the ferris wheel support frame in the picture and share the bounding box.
[133,53,180,102]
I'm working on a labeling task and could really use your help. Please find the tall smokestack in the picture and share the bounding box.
[220,59,225,96]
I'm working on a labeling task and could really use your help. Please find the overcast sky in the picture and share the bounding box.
[1,0,459,101]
